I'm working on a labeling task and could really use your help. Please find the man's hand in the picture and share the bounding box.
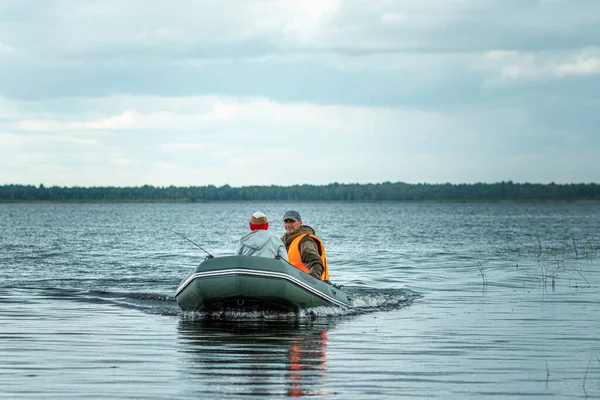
[309,264,323,279]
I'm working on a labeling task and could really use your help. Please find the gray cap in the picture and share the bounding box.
[283,210,301,222]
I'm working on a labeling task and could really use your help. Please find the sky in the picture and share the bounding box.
[1,0,599,187]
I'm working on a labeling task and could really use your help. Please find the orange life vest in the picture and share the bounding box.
[287,234,330,281]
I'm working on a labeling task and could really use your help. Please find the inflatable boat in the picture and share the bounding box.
[175,255,352,312]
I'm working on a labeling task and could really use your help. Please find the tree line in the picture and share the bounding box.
[1,182,599,202]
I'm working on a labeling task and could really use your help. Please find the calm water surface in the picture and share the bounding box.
[1,202,599,399]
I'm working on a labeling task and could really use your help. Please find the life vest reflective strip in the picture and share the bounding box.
[287,234,329,281]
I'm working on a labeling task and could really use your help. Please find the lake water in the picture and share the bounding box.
[1,202,599,399]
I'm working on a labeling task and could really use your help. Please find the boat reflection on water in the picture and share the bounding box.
[177,316,337,397]
[287,329,328,397]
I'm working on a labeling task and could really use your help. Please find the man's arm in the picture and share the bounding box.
[299,237,324,278]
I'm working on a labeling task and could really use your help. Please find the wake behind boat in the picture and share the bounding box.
[175,255,352,312]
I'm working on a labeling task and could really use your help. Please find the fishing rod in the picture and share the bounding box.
[157,228,214,259]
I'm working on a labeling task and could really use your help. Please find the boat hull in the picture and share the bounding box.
[175,255,352,312]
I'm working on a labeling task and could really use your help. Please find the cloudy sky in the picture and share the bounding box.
[1,0,599,187]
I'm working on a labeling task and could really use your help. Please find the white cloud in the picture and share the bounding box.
[477,47,600,83]
[12,95,443,149]
[0,131,106,148]
[0,40,14,53]
[2,93,598,186]
[109,157,138,166]
[0,97,18,118]
[0,95,440,185]
[159,142,220,151]
[3,0,598,63]
[380,12,408,24]
[555,54,600,76]
[1,1,599,186]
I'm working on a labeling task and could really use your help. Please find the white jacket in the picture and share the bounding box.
[235,230,289,261]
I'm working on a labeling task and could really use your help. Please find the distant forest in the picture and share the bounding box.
[1,182,599,202]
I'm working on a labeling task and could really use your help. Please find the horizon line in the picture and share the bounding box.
[2,181,599,189]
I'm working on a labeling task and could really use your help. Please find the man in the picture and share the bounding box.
[236,211,288,261]
[280,210,329,280]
